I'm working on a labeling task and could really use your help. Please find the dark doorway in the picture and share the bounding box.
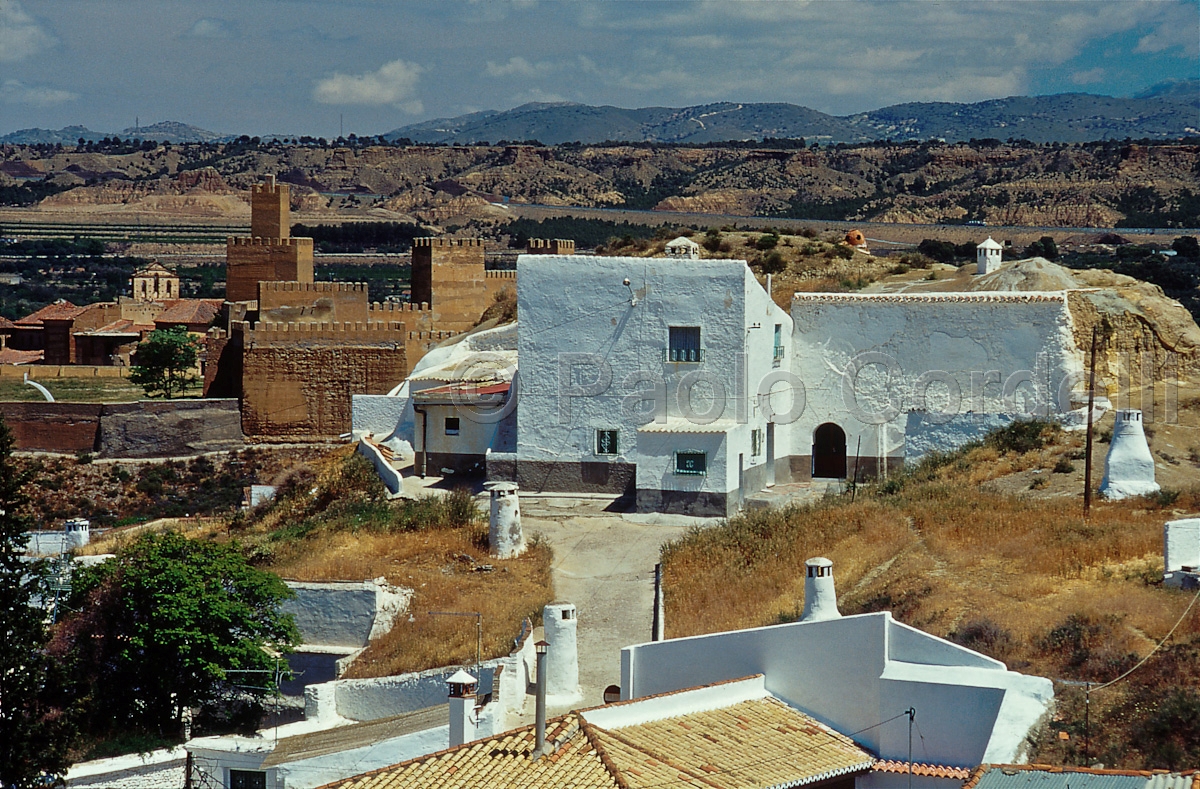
[812,423,847,479]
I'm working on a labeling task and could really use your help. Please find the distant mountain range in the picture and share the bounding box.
[0,121,227,145]
[2,81,1197,147]
[386,83,1200,146]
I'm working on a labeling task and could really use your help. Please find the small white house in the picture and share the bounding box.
[621,606,1053,767]
[977,237,1003,274]
[664,235,701,259]
[515,254,793,516]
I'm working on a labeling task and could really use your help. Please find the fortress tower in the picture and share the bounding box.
[225,175,314,302]
[411,238,497,333]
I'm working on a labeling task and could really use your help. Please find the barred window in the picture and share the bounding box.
[595,429,619,455]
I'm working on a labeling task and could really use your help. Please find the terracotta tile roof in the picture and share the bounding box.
[874,760,973,780]
[16,300,83,326]
[79,319,154,337]
[318,694,874,789]
[413,380,511,404]
[791,292,1068,304]
[154,299,221,326]
[591,696,875,789]
[0,316,15,330]
[324,713,615,789]
[0,348,43,365]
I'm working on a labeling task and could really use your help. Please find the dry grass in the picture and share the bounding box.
[662,424,1200,768]
[234,447,554,678]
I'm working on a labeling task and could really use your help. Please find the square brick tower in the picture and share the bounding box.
[410,238,491,332]
[225,175,314,302]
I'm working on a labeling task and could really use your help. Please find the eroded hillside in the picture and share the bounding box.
[3,139,1198,227]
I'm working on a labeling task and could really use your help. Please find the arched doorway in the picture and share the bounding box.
[812,423,847,479]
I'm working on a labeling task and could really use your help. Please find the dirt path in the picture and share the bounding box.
[521,502,698,707]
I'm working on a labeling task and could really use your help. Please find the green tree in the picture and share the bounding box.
[129,327,200,399]
[53,532,298,738]
[0,416,75,788]
[1172,235,1200,260]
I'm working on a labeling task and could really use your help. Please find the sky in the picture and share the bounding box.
[0,0,1196,138]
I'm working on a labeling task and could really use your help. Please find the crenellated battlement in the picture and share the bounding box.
[259,280,366,294]
[228,236,313,248]
[408,330,459,341]
[255,320,407,333]
[412,237,484,248]
[485,270,517,279]
[371,301,430,312]
[526,238,575,255]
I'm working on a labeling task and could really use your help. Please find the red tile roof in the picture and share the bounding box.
[78,319,155,337]
[16,300,83,326]
[0,348,44,365]
[874,760,973,780]
[154,299,221,326]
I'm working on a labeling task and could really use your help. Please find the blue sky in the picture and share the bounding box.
[1,0,1196,137]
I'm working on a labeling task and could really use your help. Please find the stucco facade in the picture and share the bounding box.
[515,254,793,515]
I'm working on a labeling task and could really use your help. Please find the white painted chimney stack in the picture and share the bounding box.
[1100,410,1159,500]
[486,482,524,558]
[1164,518,1200,588]
[543,602,581,704]
[446,669,478,748]
[801,557,841,622]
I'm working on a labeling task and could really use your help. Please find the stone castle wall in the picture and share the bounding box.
[259,281,371,324]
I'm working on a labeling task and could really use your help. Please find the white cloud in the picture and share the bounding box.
[313,59,423,111]
[0,78,76,106]
[0,0,54,62]
[185,18,235,39]
[1070,68,1106,86]
[485,57,550,78]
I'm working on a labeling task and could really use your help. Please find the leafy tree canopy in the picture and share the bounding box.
[129,327,200,398]
[53,532,298,738]
[0,416,74,788]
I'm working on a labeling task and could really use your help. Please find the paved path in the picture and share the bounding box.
[521,499,703,708]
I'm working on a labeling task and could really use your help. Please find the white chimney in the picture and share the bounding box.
[1100,410,1159,500]
[446,669,478,748]
[1164,518,1200,587]
[801,557,841,622]
[543,603,581,703]
[486,482,524,559]
[976,237,1002,275]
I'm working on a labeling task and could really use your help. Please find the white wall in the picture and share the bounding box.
[517,255,791,498]
[789,293,1080,464]
[283,579,412,650]
[357,439,402,496]
[620,611,1053,767]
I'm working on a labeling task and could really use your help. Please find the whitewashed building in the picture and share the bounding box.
[512,254,793,516]
[354,254,1086,515]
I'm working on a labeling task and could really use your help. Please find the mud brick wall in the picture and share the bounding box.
[0,402,103,452]
[241,343,410,438]
[258,281,371,324]
[484,270,516,302]
[226,237,314,302]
